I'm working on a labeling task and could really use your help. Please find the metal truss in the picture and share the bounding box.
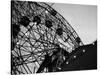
[11,0,85,74]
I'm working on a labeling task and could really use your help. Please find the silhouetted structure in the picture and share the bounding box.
[11,1,97,74]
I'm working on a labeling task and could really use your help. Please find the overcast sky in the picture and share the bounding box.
[49,3,97,44]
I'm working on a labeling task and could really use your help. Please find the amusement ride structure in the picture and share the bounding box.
[11,1,96,75]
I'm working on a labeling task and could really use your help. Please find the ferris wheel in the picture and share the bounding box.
[11,0,85,74]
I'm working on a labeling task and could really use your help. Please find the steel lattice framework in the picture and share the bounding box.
[11,0,85,74]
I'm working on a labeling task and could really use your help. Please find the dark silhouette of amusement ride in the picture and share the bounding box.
[11,0,97,75]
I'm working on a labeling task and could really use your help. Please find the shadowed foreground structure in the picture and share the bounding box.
[61,41,97,71]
